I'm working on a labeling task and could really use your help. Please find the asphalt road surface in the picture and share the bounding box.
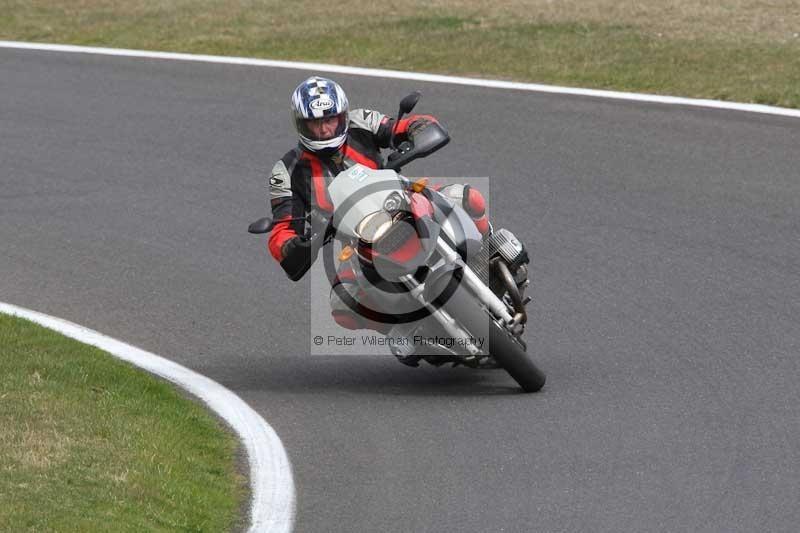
[2,48,799,532]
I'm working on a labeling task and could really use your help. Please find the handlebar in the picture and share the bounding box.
[248,211,331,243]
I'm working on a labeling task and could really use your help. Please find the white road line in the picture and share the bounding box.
[0,302,295,533]
[2,40,800,120]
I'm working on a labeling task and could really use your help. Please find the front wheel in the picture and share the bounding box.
[438,280,546,392]
[487,319,546,393]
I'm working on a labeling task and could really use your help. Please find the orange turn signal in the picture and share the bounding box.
[338,245,354,262]
[412,177,429,193]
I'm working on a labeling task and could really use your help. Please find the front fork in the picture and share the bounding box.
[398,238,520,358]
[432,238,518,326]
[399,273,482,357]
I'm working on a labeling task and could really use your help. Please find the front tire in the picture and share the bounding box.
[437,279,546,392]
[487,319,546,392]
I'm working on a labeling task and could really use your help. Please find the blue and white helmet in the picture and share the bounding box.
[290,76,349,152]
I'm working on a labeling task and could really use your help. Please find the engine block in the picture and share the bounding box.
[469,228,529,286]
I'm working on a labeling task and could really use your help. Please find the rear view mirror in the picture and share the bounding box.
[399,91,421,115]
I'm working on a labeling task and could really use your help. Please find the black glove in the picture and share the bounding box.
[280,236,315,281]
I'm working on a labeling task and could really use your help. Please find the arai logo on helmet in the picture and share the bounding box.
[310,98,335,111]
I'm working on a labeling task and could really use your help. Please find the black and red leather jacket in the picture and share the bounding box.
[267,109,438,280]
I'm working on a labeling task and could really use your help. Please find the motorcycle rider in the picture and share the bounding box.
[267,76,490,331]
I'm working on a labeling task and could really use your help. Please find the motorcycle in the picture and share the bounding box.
[250,93,545,392]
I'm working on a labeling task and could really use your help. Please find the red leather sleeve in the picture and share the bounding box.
[267,216,296,262]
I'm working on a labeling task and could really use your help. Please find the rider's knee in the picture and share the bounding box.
[439,183,491,236]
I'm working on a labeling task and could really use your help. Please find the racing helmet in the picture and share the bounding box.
[290,76,349,152]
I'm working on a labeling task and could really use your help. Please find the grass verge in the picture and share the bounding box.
[1,1,800,108]
[0,313,246,532]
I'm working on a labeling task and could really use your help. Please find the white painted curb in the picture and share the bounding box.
[2,40,800,120]
[0,302,295,533]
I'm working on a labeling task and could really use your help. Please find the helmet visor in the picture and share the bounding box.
[297,113,348,141]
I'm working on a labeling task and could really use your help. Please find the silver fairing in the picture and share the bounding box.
[327,164,405,238]
[430,190,484,261]
[327,164,482,260]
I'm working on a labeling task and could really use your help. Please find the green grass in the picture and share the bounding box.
[0,313,246,532]
[2,1,800,108]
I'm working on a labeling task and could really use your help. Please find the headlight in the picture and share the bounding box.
[355,210,394,243]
